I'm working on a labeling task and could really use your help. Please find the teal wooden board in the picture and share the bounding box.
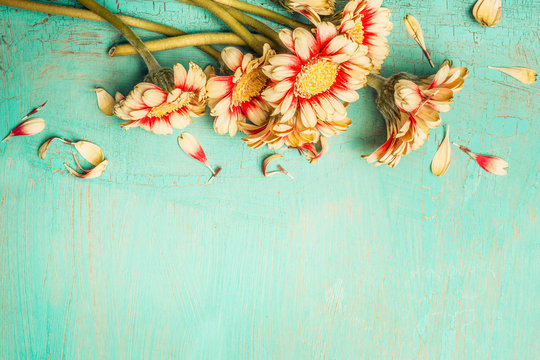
[1,0,539,358]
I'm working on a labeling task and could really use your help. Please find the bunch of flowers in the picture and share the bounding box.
[2,0,524,180]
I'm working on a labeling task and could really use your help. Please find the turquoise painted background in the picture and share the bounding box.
[1,0,538,358]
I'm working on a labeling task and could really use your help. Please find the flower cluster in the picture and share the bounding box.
[364,60,469,167]
[102,0,394,161]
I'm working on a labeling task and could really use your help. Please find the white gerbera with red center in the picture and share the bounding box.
[262,22,372,130]
[206,44,274,137]
[339,0,393,73]
[114,62,207,135]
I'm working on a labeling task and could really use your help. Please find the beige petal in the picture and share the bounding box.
[473,0,502,27]
[2,117,46,142]
[431,126,451,176]
[488,66,537,84]
[65,160,108,179]
[262,154,293,178]
[92,88,115,116]
[38,137,63,159]
[404,15,434,67]
[73,141,105,166]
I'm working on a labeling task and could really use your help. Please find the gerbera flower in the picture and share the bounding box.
[364,60,468,167]
[339,0,393,73]
[262,22,371,131]
[206,44,274,137]
[114,62,207,135]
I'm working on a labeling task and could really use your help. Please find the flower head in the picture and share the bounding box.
[364,60,468,167]
[114,62,207,135]
[206,44,274,137]
[261,22,370,147]
[339,0,393,73]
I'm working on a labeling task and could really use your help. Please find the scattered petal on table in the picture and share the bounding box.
[488,66,537,84]
[473,0,502,27]
[65,160,109,179]
[404,15,434,67]
[454,143,508,176]
[22,101,48,121]
[431,126,451,176]
[92,88,115,116]
[262,154,294,178]
[178,133,221,183]
[2,117,45,143]
[73,141,105,166]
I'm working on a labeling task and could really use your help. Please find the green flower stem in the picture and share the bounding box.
[0,0,222,61]
[213,0,311,30]
[219,3,285,51]
[177,0,264,56]
[110,33,271,57]
[76,0,162,73]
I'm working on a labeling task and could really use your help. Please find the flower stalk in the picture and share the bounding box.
[110,33,271,57]
[177,0,264,55]
[212,0,311,30]
[0,0,221,61]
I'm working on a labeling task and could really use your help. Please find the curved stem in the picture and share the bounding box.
[76,0,161,73]
[220,4,285,51]
[110,33,271,57]
[177,0,263,55]
[0,0,221,61]
[213,0,311,30]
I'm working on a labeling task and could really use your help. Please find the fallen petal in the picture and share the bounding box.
[73,141,105,166]
[431,125,451,176]
[65,160,109,179]
[92,88,115,116]
[472,0,502,27]
[2,117,46,142]
[22,100,48,121]
[488,66,537,84]
[404,15,434,67]
[262,154,293,178]
[454,143,508,176]
[38,137,64,159]
[178,133,220,182]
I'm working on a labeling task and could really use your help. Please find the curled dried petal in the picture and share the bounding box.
[473,0,502,27]
[488,66,537,85]
[65,160,109,179]
[431,126,451,176]
[38,137,63,159]
[454,143,508,176]
[262,154,294,178]
[2,117,45,142]
[178,133,221,183]
[92,88,115,116]
[404,15,434,67]
[73,141,105,166]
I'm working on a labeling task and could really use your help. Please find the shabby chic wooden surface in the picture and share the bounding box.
[0,0,539,358]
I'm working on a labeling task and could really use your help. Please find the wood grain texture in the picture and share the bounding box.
[0,0,538,359]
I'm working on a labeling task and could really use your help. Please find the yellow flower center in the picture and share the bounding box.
[347,19,364,44]
[148,92,191,118]
[232,68,268,104]
[295,59,339,98]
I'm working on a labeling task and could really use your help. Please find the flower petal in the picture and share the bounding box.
[92,88,115,116]
[65,160,108,179]
[431,125,451,176]
[2,117,46,142]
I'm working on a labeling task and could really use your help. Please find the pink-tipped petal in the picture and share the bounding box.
[178,133,220,182]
